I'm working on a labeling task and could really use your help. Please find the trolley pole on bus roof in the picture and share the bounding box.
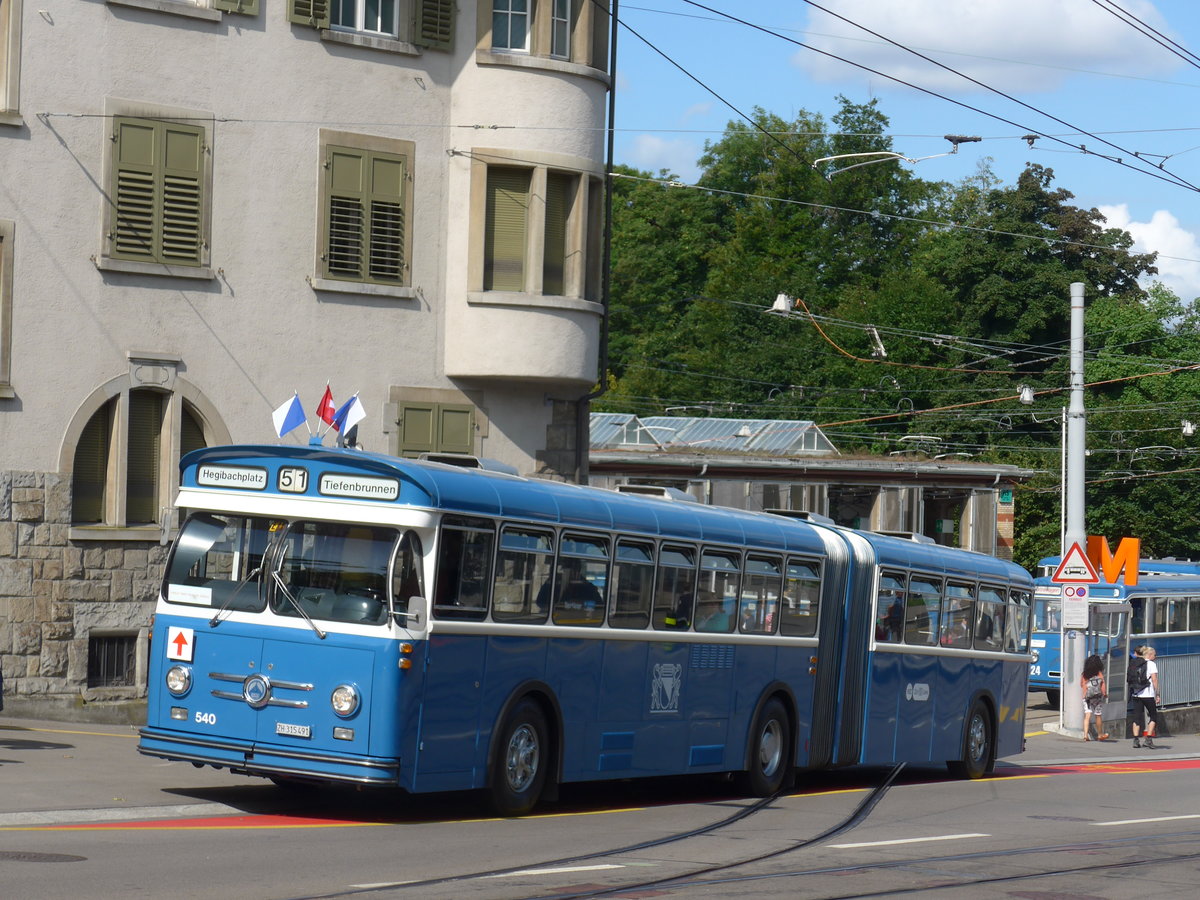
[1060,282,1087,738]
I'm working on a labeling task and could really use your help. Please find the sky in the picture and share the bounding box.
[612,0,1200,303]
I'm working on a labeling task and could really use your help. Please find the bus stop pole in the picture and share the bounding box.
[1061,282,1087,738]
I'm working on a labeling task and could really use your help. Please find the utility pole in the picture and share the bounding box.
[1061,282,1087,737]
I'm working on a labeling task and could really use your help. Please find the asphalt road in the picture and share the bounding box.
[3,698,1199,899]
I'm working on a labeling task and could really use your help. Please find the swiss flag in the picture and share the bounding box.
[315,385,337,426]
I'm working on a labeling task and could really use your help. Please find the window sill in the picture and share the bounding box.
[310,277,418,301]
[467,291,603,314]
[106,0,222,24]
[94,256,216,281]
[0,111,23,129]
[321,29,420,57]
[476,49,610,86]
[0,384,14,399]
[70,525,164,542]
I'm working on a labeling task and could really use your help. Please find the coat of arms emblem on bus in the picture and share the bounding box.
[650,663,683,713]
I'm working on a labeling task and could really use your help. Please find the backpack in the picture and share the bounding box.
[1127,656,1151,692]
[1085,674,1104,700]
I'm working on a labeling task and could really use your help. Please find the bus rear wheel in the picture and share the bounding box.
[738,697,791,797]
[948,700,993,780]
[489,699,549,817]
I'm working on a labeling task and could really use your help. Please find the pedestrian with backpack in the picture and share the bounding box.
[1129,645,1163,748]
[1081,654,1109,741]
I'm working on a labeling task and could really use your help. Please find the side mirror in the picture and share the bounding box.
[397,595,427,631]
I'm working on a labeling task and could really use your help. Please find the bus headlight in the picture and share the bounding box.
[166,665,192,696]
[331,684,360,718]
[1030,649,1040,662]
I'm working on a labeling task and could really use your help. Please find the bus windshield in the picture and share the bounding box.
[270,521,399,626]
[1032,596,1061,632]
[163,513,279,613]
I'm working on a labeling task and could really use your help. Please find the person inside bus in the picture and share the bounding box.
[879,598,904,642]
[557,560,602,611]
[695,591,731,632]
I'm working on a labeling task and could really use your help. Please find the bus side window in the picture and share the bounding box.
[739,555,781,635]
[551,534,608,627]
[1130,597,1145,634]
[781,559,821,637]
[905,577,941,645]
[1007,589,1032,652]
[695,550,740,634]
[653,546,696,630]
[610,540,653,629]
[875,572,905,643]
[974,586,1005,651]
[433,518,493,621]
[493,527,554,625]
[940,582,974,649]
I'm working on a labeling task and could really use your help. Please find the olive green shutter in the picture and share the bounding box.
[288,0,330,28]
[325,146,406,284]
[126,390,164,525]
[214,0,260,14]
[111,118,204,267]
[180,404,207,459]
[397,402,473,456]
[326,147,367,280]
[484,168,530,291]
[368,153,405,283]
[73,403,112,524]
[413,0,455,50]
[438,405,474,454]
[542,172,572,296]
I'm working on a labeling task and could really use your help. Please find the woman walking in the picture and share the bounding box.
[1080,654,1109,741]
[1129,645,1163,749]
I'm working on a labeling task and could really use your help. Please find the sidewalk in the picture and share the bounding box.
[1005,716,1200,767]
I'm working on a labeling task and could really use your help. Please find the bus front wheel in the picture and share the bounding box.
[489,699,550,817]
[948,700,993,780]
[738,697,791,797]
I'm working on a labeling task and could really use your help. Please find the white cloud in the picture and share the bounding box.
[794,0,1178,93]
[1099,204,1200,303]
[623,134,702,181]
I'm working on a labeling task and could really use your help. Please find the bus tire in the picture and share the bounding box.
[489,699,549,817]
[738,697,791,797]
[1045,689,1061,709]
[948,699,993,780]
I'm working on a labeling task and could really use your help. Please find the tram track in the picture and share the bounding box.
[284,764,906,899]
[638,827,1200,899]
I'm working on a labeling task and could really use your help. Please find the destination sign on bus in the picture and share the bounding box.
[318,472,399,501]
[196,465,268,490]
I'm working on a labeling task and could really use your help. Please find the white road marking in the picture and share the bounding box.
[829,833,989,849]
[491,864,626,878]
[1095,814,1200,827]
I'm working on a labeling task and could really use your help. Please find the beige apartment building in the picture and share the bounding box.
[0,0,610,719]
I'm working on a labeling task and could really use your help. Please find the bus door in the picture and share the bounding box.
[1089,601,1131,727]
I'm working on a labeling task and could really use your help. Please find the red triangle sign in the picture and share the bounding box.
[1051,542,1100,583]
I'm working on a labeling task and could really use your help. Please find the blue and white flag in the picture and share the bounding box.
[272,393,307,438]
[331,393,366,434]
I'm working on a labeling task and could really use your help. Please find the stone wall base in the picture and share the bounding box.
[1,696,147,726]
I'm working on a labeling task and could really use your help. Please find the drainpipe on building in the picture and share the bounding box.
[575,0,619,485]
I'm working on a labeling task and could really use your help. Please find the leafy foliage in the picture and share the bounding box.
[602,97,1200,570]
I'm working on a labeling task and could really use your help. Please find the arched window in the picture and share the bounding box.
[67,363,228,534]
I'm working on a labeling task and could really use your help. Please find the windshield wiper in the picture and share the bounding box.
[271,571,326,640]
[208,566,263,628]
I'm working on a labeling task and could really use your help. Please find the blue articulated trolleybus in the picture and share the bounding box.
[1032,557,1200,709]
[139,444,1034,815]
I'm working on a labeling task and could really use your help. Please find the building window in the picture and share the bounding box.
[0,219,12,396]
[550,0,570,59]
[1,0,22,120]
[475,153,603,300]
[87,634,138,688]
[290,0,455,49]
[104,114,211,270]
[333,0,398,37]
[481,0,606,70]
[70,365,216,531]
[318,131,414,287]
[492,0,529,51]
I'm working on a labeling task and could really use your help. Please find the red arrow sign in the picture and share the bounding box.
[172,631,189,655]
